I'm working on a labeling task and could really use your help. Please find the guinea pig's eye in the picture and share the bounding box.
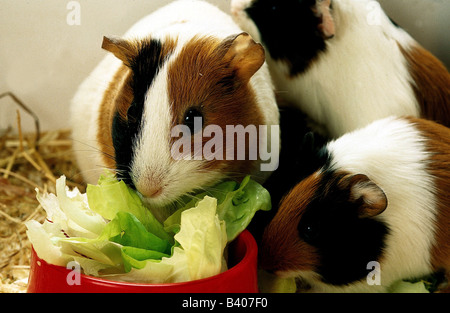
[298,222,319,244]
[183,108,203,134]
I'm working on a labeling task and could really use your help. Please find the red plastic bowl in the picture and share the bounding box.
[27,230,258,293]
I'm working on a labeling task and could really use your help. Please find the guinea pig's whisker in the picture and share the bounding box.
[71,139,116,161]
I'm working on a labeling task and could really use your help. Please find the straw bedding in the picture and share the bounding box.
[0,100,85,292]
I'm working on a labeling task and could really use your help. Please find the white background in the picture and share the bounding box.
[0,0,449,132]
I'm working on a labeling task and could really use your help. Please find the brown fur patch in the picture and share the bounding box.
[400,44,450,127]
[97,64,132,169]
[167,35,264,179]
[260,173,321,273]
[407,117,450,274]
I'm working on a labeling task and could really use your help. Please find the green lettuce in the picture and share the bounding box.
[164,175,271,241]
[388,280,430,293]
[175,196,227,281]
[113,196,227,283]
[86,172,171,242]
[26,171,271,284]
[216,176,271,241]
[101,211,171,255]
[257,270,297,293]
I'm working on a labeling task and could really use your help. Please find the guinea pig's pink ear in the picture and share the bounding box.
[313,0,335,39]
[222,32,265,82]
[102,36,137,67]
[345,174,388,218]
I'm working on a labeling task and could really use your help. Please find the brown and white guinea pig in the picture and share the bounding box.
[260,116,450,292]
[231,0,450,138]
[70,0,279,220]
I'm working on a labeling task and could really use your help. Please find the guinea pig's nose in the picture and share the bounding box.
[135,180,164,198]
[142,186,163,198]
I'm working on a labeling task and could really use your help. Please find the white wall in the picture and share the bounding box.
[378,0,449,66]
[0,0,449,132]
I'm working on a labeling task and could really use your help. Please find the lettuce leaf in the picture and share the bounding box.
[111,196,228,283]
[25,175,109,270]
[113,247,190,284]
[388,280,430,293]
[101,211,171,255]
[175,196,227,281]
[54,176,106,236]
[215,176,271,241]
[86,170,171,242]
[164,176,271,241]
[121,247,169,273]
[26,172,271,284]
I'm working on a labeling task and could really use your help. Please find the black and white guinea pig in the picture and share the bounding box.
[231,0,450,138]
[70,0,279,220]
[260,116,450,292]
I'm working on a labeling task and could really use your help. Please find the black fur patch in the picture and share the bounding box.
[297,169,390,286]
[112,38,170,187]
[249,107,330,242]
[265,108,330,205]
[245,0,327,76]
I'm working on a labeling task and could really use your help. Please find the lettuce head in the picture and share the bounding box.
[26,171,270,284]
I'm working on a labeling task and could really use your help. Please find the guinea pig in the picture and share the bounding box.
[260,116,450,292]
[70,0,279,220]
[231,0,450,138]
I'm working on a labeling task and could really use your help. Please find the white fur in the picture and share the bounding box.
[286,117,439,292]
[231,0,420,138]
[71,0,278,218]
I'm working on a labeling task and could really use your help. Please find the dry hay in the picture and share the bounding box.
[0,93,85,293]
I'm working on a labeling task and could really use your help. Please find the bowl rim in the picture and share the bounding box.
[30,229,257,288]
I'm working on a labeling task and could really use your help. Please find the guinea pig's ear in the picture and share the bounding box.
[343,174,388,218]
[102,36,138,67]
[313,0,335,39]
[221,32,265,82]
